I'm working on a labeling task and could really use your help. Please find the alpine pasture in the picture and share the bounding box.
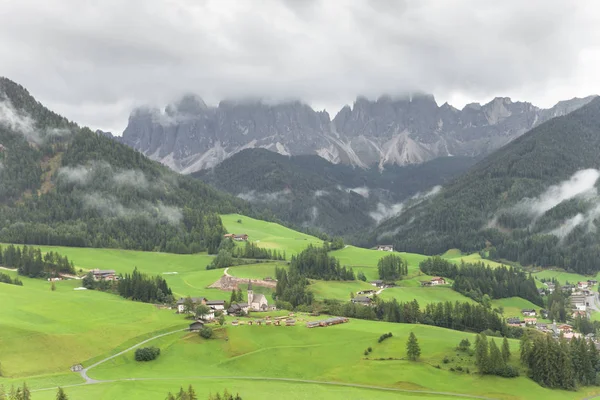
[1,214,599,399]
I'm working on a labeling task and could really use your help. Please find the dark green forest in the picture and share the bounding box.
[195,148,474,236]
[377,98,600,274]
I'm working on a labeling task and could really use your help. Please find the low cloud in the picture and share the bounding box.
[58,162,151,190]
[549,204,600,240]
[349,187,370,198]
[237,189,291,203]
[82,192,182,225]
[58,165,93,185]
[313,190,329,198]
[370,185,442,224]
[113,169,149,189]
[515,169,600,218]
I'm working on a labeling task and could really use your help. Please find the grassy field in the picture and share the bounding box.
[0,271,186,378]
[533,269,600,287]
[310,280,377,301]
[378,286,474,305]
[226,262,286,280]
[221,214,324,255]
[73,318,595,400]
[491,297,549,322]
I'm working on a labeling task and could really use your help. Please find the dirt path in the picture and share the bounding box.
[224,267,231,277]
[0,266,17,271]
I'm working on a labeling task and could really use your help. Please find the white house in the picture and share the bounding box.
[578,281,589,290]
[376,245,393,252]
[206,300,225,311]
[430,277,446,285]
[176,297,207,313]
[521,309,537,317]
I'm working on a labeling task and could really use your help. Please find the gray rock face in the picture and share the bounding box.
[120,94,596,173]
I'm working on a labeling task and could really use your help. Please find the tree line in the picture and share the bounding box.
[377,254,408,281]
[419,257,542,306]
[0,244,75,278]
[520,331,600,389]
[288,245,355,281]
[82,267,173,304]
[474,334,518,378]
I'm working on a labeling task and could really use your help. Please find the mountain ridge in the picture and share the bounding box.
[120,93,596,173]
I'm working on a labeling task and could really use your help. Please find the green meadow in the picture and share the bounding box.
[220,213,324,255]
[491,297,550,322]
[378,286,474,305]
[533,269,599,287]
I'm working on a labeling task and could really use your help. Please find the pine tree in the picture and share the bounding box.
[489,339,504,375]
[22,382,31,400]
[501,336,511,362]
[0,385,5,400]
[187,385,197,400]
[406,332,421,361]
[56,387,69,400]
[475,334,489,374]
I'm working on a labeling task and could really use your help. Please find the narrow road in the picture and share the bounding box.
[79,328,187,383]
[224,267,231,277]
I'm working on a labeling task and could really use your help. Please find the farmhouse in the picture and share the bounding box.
[223,233,235,239]
[521,309,536,317]
[578,281,589,290]
[524,318,537,325]
[588,279,598,286]
[507,317,521,325]
[430,277,446,285]
[370,280,384,288]
[351,296,373,305]
[234,234,249,241]
[206,300,225,311]
[91,269,117,281]
[188,321,205,332]
[357,289,376,295]
[175,297,207,313]
[227,302,250,316]
[376,245,394,252]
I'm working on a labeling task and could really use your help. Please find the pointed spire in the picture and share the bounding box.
[248,279,252,291]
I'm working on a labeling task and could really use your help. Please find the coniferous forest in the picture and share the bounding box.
[419,257,543,306]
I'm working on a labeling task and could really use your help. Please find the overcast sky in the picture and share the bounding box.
[1,0,599,133]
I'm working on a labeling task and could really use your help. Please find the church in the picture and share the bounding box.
[247,280,270,311]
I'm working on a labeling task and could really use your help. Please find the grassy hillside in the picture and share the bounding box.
[0,271,184,377]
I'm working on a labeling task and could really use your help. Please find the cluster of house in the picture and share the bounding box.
[369,280,395,288]
[351,296,374,306]
[91,269,117,281]
[420,277,447,286]
[507,313,584,339]
[540,279,597,295]
[176,297,226,321]
[223,233,249,241]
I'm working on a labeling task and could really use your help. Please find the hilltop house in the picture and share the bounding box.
[376,245,394,252]
[176,297,206,313]
[91,269,117,281]
[521,309,537,317]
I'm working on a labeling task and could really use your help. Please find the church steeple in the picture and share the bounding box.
[247,279,253,305]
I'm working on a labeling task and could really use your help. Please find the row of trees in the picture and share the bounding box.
[82,267,173,304]
[0,245,75,278]
[165,386,241,400]
[0,384,68,400]
[419,257,542,306]
[377,254,408,281]
[231,241,285,260]
[520,332,600,389]
[323,298,518,336]
[0,272,22,286]
[474,334,518,377]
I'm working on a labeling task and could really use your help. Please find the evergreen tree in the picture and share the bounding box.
[187,385,197,400]
[406,332,421,361]
[56,387,69,400]
[22,382,31,400]
[0,385,5,400]
[475,334,489,374]
[502,337,511,362]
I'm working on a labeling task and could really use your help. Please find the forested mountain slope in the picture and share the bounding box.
[0,77,251,253]
[195,148,475,235]
[376,97,600,274]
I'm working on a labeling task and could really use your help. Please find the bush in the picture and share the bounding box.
[199,326,213,339]
[442,356,450,364]
[495,365,520,378]
[135,347,160,362]
[456,338,471,351]
[378,332,393,343]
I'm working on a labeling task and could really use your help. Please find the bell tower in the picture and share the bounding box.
[247,279,253,305]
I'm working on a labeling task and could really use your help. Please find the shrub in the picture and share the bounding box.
[200,326,213,339]
[367,347,372,352]
[135,347,160,362]
[456,338,471,352]
[378,332,393,343]
[442,356,450,364]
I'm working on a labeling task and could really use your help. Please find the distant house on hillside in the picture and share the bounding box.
[206,300,226,311]
[578,281,589,290]
[91,269,117,281]
[521,309,536,317]
[370,280,384,288]
[228,302,249,316]
[507,317,521,326]
[234,234,248,241]
[430,277,446,285]
[223,233,235,239]
[351,296,373,306]
[588,279,598,286]
[376,245,394,252]
[524,318,537,325]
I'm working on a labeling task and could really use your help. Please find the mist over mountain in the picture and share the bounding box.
[0,77,250,254]
[374,97,600,274]
[120,93,596,174]
[195,148,475,236]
